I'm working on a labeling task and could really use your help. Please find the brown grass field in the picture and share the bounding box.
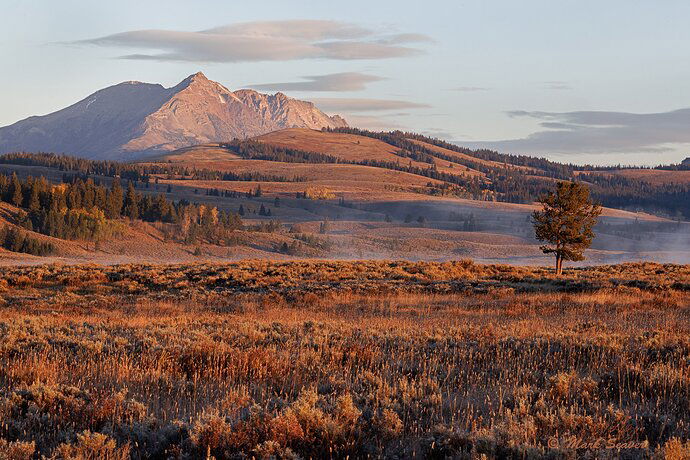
[0,261,689,459]
[256,129,419,165]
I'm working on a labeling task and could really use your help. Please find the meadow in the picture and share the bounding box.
[0,261,688,459]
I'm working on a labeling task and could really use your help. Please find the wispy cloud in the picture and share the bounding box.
[422,128,456,139]
[342,114,407,131]
[249,72,385,92]
[448,86,489,92]
[312,98,431,112]
[542,81,572,90]
[73,20,431,63]
[376,33,435,45]
[465,108,690,154]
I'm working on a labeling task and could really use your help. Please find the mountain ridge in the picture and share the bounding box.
[0,72,347,160]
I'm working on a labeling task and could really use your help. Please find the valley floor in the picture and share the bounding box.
[2,161,689,267]
[2,218,688,267]
[0,261,688,458]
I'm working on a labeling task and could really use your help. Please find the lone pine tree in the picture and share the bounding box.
[532,181,601,275]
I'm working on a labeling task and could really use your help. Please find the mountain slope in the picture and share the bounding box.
[0,72,347,160]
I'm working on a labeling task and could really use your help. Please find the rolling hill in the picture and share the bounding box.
[142,127,688,216]
[0,125,688,266]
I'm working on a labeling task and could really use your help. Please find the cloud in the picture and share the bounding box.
[249,72,385,92]
[422,128,456,140]
[340,114,407,131]
[448,86,489,92]
[542,81,572,90]
[465,108,690,154]
[376,33,435,44]
[312,98,431,112]
[73,20,430,62]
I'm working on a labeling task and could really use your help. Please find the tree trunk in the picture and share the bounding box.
[555,254,563,275]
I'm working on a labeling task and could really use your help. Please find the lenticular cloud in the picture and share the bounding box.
[75,20,430,63]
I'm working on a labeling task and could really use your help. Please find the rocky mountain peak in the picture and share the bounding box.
[0,73,347,160]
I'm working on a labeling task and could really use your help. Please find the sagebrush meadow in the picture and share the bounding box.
[0,261,688,458]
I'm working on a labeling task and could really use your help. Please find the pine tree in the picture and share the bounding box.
[28,183,41,212]
[10,173,23,207]
[123,182,139,220]
[532,182,602,275]
[107,180,123,218]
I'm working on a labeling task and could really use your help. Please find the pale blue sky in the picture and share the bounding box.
[2,0,689,165]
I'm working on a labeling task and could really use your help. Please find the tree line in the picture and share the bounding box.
[325,127,577,179]
[0,226,54,256]
[0,173,244,244]
[327,127,689,173]
[323,127,690,217]
[0,152,300,183]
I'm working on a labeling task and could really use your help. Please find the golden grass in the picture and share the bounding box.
[257,128,416,164]
[0,261,688,458]
[257,128,474,182]
[577,169,690,186]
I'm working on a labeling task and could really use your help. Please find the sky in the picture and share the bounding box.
[1,0,689,166]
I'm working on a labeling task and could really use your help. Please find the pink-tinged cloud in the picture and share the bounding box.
[75,20,431,63]
[312,98,431,112]
[249,72,386,92]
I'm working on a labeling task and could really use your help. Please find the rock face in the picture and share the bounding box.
[0,72,347,160]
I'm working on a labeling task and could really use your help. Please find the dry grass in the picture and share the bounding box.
[578,169,690,186]
[0,261,688,458]
[257,128,415,164]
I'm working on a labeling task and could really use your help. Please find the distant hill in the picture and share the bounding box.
[141,127,688,218]
[0,136,687,266]
[0,72,347,161]
[0,123,688,218]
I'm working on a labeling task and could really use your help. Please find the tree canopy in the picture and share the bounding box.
[532,182,602,274]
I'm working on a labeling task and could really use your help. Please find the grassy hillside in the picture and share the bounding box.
[153,127,690,218]
[0,130,688,266]
[578,168,690,185]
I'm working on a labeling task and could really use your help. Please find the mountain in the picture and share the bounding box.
[0,72,347,160]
